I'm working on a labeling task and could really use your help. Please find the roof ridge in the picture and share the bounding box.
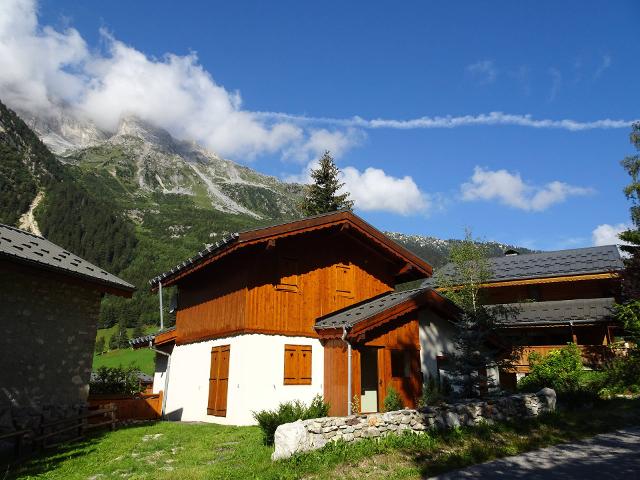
[0,222,44,239]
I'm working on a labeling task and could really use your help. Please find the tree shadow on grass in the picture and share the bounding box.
[2,420,162,479]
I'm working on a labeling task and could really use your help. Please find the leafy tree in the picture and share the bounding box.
[90,366,144,395]
[619,122,640,299]
[437,230,516,398]
[300,151,353,216]
[94,336,105,355]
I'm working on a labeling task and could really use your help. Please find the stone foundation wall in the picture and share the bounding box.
[272,388,556,460]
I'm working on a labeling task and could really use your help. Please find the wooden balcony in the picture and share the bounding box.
[510,344,613,373]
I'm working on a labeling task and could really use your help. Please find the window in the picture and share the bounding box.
[284,344,312,385]
[207,345,230,417]
[335,263,354,298]
[276,257,299,292]
[391,350,411,378]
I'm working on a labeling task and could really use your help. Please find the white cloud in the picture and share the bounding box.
[461,166,593,211]
[466,60,497,84]
[282,128,365,164]
[286,162,430,215]
[592,223,630,246]
[594,54,612,80]
[341,167,429,215]
[0,0,360,161]
[257,111,636,132]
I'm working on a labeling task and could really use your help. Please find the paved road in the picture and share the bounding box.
[429,427,640,479]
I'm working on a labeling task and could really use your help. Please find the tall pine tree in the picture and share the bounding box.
[300,151,354,216]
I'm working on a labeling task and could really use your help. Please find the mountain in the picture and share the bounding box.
[385,232,534,269]
[2,101,533,330]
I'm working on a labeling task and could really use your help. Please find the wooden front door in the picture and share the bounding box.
[207,345,230,417]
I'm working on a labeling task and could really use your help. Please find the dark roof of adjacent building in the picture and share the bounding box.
[422,245,623,287]
[129,327,176,348]
[149,210,432,288]
[493,297,615,327]
[0,223,135,294]
[315,288,430,330]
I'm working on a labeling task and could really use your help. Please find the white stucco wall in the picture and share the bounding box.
[156,334,324,425]
[418,308,457,380]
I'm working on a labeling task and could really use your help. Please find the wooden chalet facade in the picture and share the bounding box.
[423,246,624,390]
[142,211,457,423]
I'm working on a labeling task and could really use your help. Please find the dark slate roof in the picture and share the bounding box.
[0,223,135,292]
[149,232,239,287]
[423,245,623,287]
[315,288,427,330]
[493,297,615,327]
[129,327,176,347]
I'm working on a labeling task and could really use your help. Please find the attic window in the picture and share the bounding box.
[276,257,299,293]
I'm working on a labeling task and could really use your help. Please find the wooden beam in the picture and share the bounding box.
[438,272,619,292]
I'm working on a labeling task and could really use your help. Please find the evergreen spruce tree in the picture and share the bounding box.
[132,318,145,338]
[115,321,130,349]
[94,336,105,355]
[108,334,118,351]
[300,151,354,216]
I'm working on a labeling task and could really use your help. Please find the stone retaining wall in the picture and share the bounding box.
[272,388,556,460]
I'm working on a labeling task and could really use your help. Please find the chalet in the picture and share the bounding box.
[0,224,134,434]
[423,245,624,389]
[141,211,459,423]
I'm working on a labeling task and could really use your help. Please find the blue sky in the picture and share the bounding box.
[4,1,639,249]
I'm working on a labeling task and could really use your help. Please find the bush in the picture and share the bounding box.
[383,386,404,412]
[89,366,144,396]
[418,375,445,408]
[253,394,330,445]
[517,343,598,403]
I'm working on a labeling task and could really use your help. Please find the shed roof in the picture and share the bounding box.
[423,245,623,287]
[493,297,615,327]
[149,210,432,288]
[0,223,135,295]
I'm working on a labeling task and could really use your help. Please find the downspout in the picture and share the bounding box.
[150,341,171,419]
[341,326,352,416]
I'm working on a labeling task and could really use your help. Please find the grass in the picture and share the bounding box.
[8,398,640,480]
[92,349,155,375]
[92,325,158,375]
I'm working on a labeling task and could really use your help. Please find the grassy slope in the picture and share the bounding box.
[92,349,155,376]
[9,399,640,480]
[92,325,158,375]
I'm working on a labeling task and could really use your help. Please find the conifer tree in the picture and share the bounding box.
[94,337,105,355]
[300,151,354,216]
[619,122,640,298]
[115,321,130,349]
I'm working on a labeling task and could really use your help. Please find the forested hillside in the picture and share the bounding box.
[2,101,534,336]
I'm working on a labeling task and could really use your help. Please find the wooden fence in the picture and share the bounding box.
[0,405,117,460]
[87,391,163,421]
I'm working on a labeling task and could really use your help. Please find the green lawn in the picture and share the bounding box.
[92,325,158,375]
[92,348,155,375]
[8,398,640,479]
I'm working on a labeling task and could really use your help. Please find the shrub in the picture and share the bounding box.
[253,394,330,445]
[517,343,596,403]
[418,375,445,408]
[383,386,404,412]
[89,366,144,396]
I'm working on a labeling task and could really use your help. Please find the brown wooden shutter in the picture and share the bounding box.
[299,345,312,384]
[284,344,312,385]
[336,264,354,298]
[207,345,231,417]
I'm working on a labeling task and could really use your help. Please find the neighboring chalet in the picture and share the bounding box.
[139,211,459,423]
[423,246,624,389]
[0,224,134,432]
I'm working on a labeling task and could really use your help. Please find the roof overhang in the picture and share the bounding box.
[149,210,432,290]
[316,288,459,342]
[0,256,135,297]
